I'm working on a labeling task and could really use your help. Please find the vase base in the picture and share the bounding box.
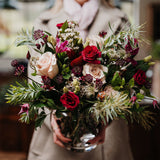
[65,133,97,152]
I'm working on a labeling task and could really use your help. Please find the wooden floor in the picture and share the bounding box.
[0,152,27,160]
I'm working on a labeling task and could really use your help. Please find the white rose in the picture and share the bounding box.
[36,52,59,79]
[83,63,108,83]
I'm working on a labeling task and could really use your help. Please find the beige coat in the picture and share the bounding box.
[27,4,133,160]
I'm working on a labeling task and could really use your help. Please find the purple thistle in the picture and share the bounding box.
[56,38,71,53]
[11,59,18,67]
[95,79,103,89]
[14,65,25,76]
[72,66,83,76]
[33,29,44,40]
[19,103,29,115]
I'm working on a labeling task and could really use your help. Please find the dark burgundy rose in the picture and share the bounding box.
[56,23,64,29]
[82,46,101,64]
[133,69,146,86]
[60,92,80,111]
[11,59,18,67]
[66,49,77,60]
[99,31,107,38]
[26,51,31,60]
[70,55,84,67]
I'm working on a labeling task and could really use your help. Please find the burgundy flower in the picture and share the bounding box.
[54,74,64,84]
[36,44,41,49]
[70,55,84,67]
[56,23,64,29]
[15,65,25,76]
[81,74,93,83]
[33,29,44,40]
[72,66,83,76]
[130,48,139,56]
[82,46,101,64]
[126,58,137,66]
[26,51,31,60]
[43,35,48,43]
[19,103,29,115]
[41,76,51,86]
[11,59,18,67]
[60,92,80,111]
[129,96,137,104]
[99,31,107,38]
[125,41,139,56]
[133,69,146,86]
[56,38,71,53]
[66,49,77,60]
[153,100,160,110]
[95,79,103,89]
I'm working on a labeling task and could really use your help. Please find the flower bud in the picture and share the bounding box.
[72,79,79,86]
[144,55,152,62]
[63,87,68,93]
[75,86,80,92]
[148,62,155,66]
[48,36,56,46]
[84,40,90,48]
[78,38,83,44]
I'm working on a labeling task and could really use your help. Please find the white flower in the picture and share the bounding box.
[86,35,104,49]
[83,63,108,83]
[36,52,59,79]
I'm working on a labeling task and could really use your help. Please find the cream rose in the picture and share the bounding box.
[82,63,108,83]
[86,35,104,49]
[36,52,59,79]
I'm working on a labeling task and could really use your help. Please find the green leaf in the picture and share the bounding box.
[35,111,47,129]
[111,71,122,86]
[121,78,125,86]
[61,21,68,33]
[128,78,134,88]
[136,93,144,100]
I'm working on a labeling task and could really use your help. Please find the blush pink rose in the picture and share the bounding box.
[36,52,59,79]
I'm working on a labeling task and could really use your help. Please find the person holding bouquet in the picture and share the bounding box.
[27,0,134,160]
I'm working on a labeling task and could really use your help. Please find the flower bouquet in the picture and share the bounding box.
[6,21,159,152]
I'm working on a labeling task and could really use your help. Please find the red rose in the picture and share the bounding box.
[133,69,146,85]
[56,23,64,29]
[82,46,101,64]
[60,92,80,111]
[70,55,84,67]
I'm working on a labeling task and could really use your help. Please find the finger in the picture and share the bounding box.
[53,133,65,148]
[55,129,72,143]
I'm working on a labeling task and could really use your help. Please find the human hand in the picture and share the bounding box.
[50,113,72,148]
[87,123,108,145]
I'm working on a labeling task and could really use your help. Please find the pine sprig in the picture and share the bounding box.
[5,81,43,105]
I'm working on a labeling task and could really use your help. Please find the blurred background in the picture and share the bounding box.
[0,0,160,159]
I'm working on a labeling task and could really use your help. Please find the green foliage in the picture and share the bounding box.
[5,81,43,105]
[35,111,47,129]
[15,28,35,47]
[61,21,68,33]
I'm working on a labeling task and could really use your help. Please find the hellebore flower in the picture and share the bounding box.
[56,38,71,53]
[33,29,44,40]
[19,103,29,115]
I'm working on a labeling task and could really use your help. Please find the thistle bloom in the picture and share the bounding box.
[33,29,44,40]
[19,103,29,115]
[56,38,71,53]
